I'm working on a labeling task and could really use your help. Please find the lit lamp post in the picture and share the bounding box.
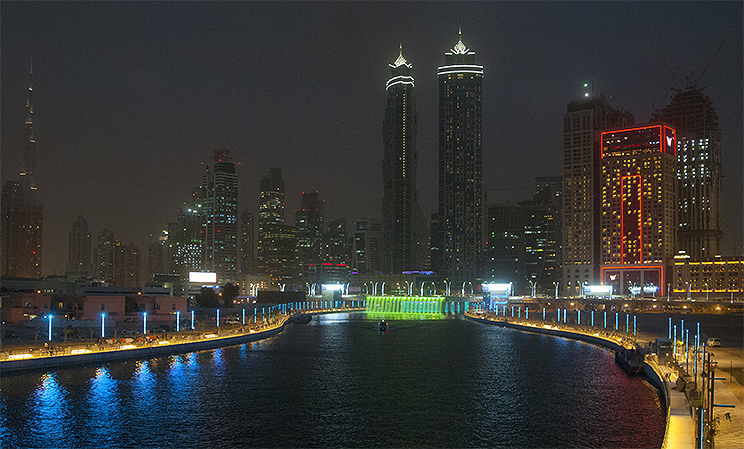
[143,312,147,335]
[176,311,180,332]
[48,314,53,341]
[101,313,105,338]
[191,310,195,330]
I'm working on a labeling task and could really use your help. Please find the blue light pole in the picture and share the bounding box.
[542,308,545,321]
[242,308,246,325]
[615,312,618,331]
[217,309,220,328]
[578,309,581,325]
[604,311,607,329]
[143,312,147,335]
[191,310,195,330]
[176,311,180,332]
[626,314,629,333]
[48,314,52,341]
[591,311,595,327]
[669,317,672,339]
[101,313,105,338]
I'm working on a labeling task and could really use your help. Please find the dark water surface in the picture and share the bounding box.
[1,313,665,448]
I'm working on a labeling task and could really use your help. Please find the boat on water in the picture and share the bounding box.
[615,345,644,375]
[377,320,389,332]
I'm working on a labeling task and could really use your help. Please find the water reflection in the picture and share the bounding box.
[27,372,72,448]
[86,366,122,445]
[133,361,156,417]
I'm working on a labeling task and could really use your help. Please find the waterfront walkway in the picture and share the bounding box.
[0,307,364,372]
[465,311,743,449]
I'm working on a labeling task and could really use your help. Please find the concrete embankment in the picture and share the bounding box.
[464,314,683,449]
[0,325,284,374]
[0,308,365,374]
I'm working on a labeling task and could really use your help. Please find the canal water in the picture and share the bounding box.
[0,313,664,448]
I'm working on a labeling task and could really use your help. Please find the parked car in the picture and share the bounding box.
[707,338,721,347]
[121,328,139,336]
[224,318,241,325]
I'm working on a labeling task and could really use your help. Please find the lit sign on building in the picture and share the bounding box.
[583,285,613,296]
[189,272,218,283]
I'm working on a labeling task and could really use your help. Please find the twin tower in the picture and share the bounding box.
[382,30,483,283]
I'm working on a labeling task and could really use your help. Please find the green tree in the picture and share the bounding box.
[222,283,239,308]
[195,287,219,308]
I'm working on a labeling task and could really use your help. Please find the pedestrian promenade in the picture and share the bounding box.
[465,311,743,449]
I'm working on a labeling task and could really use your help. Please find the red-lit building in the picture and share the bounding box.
[599,124,677,296]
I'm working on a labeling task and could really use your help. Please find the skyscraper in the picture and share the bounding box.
[436,30,484,284]
[93,228,115,283]
[382,44,421,273]
[257,168,295,286]
[353,219,383,274]
[295,192,324,283]
[599,124,677,296]
[1,65,43,278]
[201,149,239,284]
[169,188,203,280]
[68,215,91,274]
[656,85,722,258]
[239,211,255,275]
[561,91,634,296]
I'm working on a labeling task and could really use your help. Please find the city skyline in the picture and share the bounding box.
[1,2,742,277]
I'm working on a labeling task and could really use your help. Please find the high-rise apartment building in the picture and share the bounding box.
[68,215,91,274]
[562,92,634,296]
[655,85,722,258]
[258,168,295,286]
[295,192,324,283]
[485,202,525,287]
[169,189,203,280]
[116,241,140,288]
[353,219,383,274]
[239,211,255,275]
[436,30,484,285]
[599,124,677,296]
[382,45,422,273]
[520,178,563,295]
[93,228,115,283]
[201,149,239,284]
[324,217,350,266]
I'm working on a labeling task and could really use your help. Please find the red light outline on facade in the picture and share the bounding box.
[601,124,663,159]
[601,265,665,296]
[664,126,676,157]
[621,175,642,265]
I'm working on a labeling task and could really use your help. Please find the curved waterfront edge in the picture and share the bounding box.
[0,308,364,374]
[463,312,677,449]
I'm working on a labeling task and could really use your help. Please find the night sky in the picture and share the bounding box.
[2,2,742,277]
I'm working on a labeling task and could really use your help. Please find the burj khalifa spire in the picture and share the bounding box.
[20,62,37,203]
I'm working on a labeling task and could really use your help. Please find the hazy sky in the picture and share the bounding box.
[2,1,742,277]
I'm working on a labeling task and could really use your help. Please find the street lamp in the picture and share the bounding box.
[176,311,180,332]
[143,312,147,335]
[191,310,195,330]
[101,313,105,338]
[48,314,52,341]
